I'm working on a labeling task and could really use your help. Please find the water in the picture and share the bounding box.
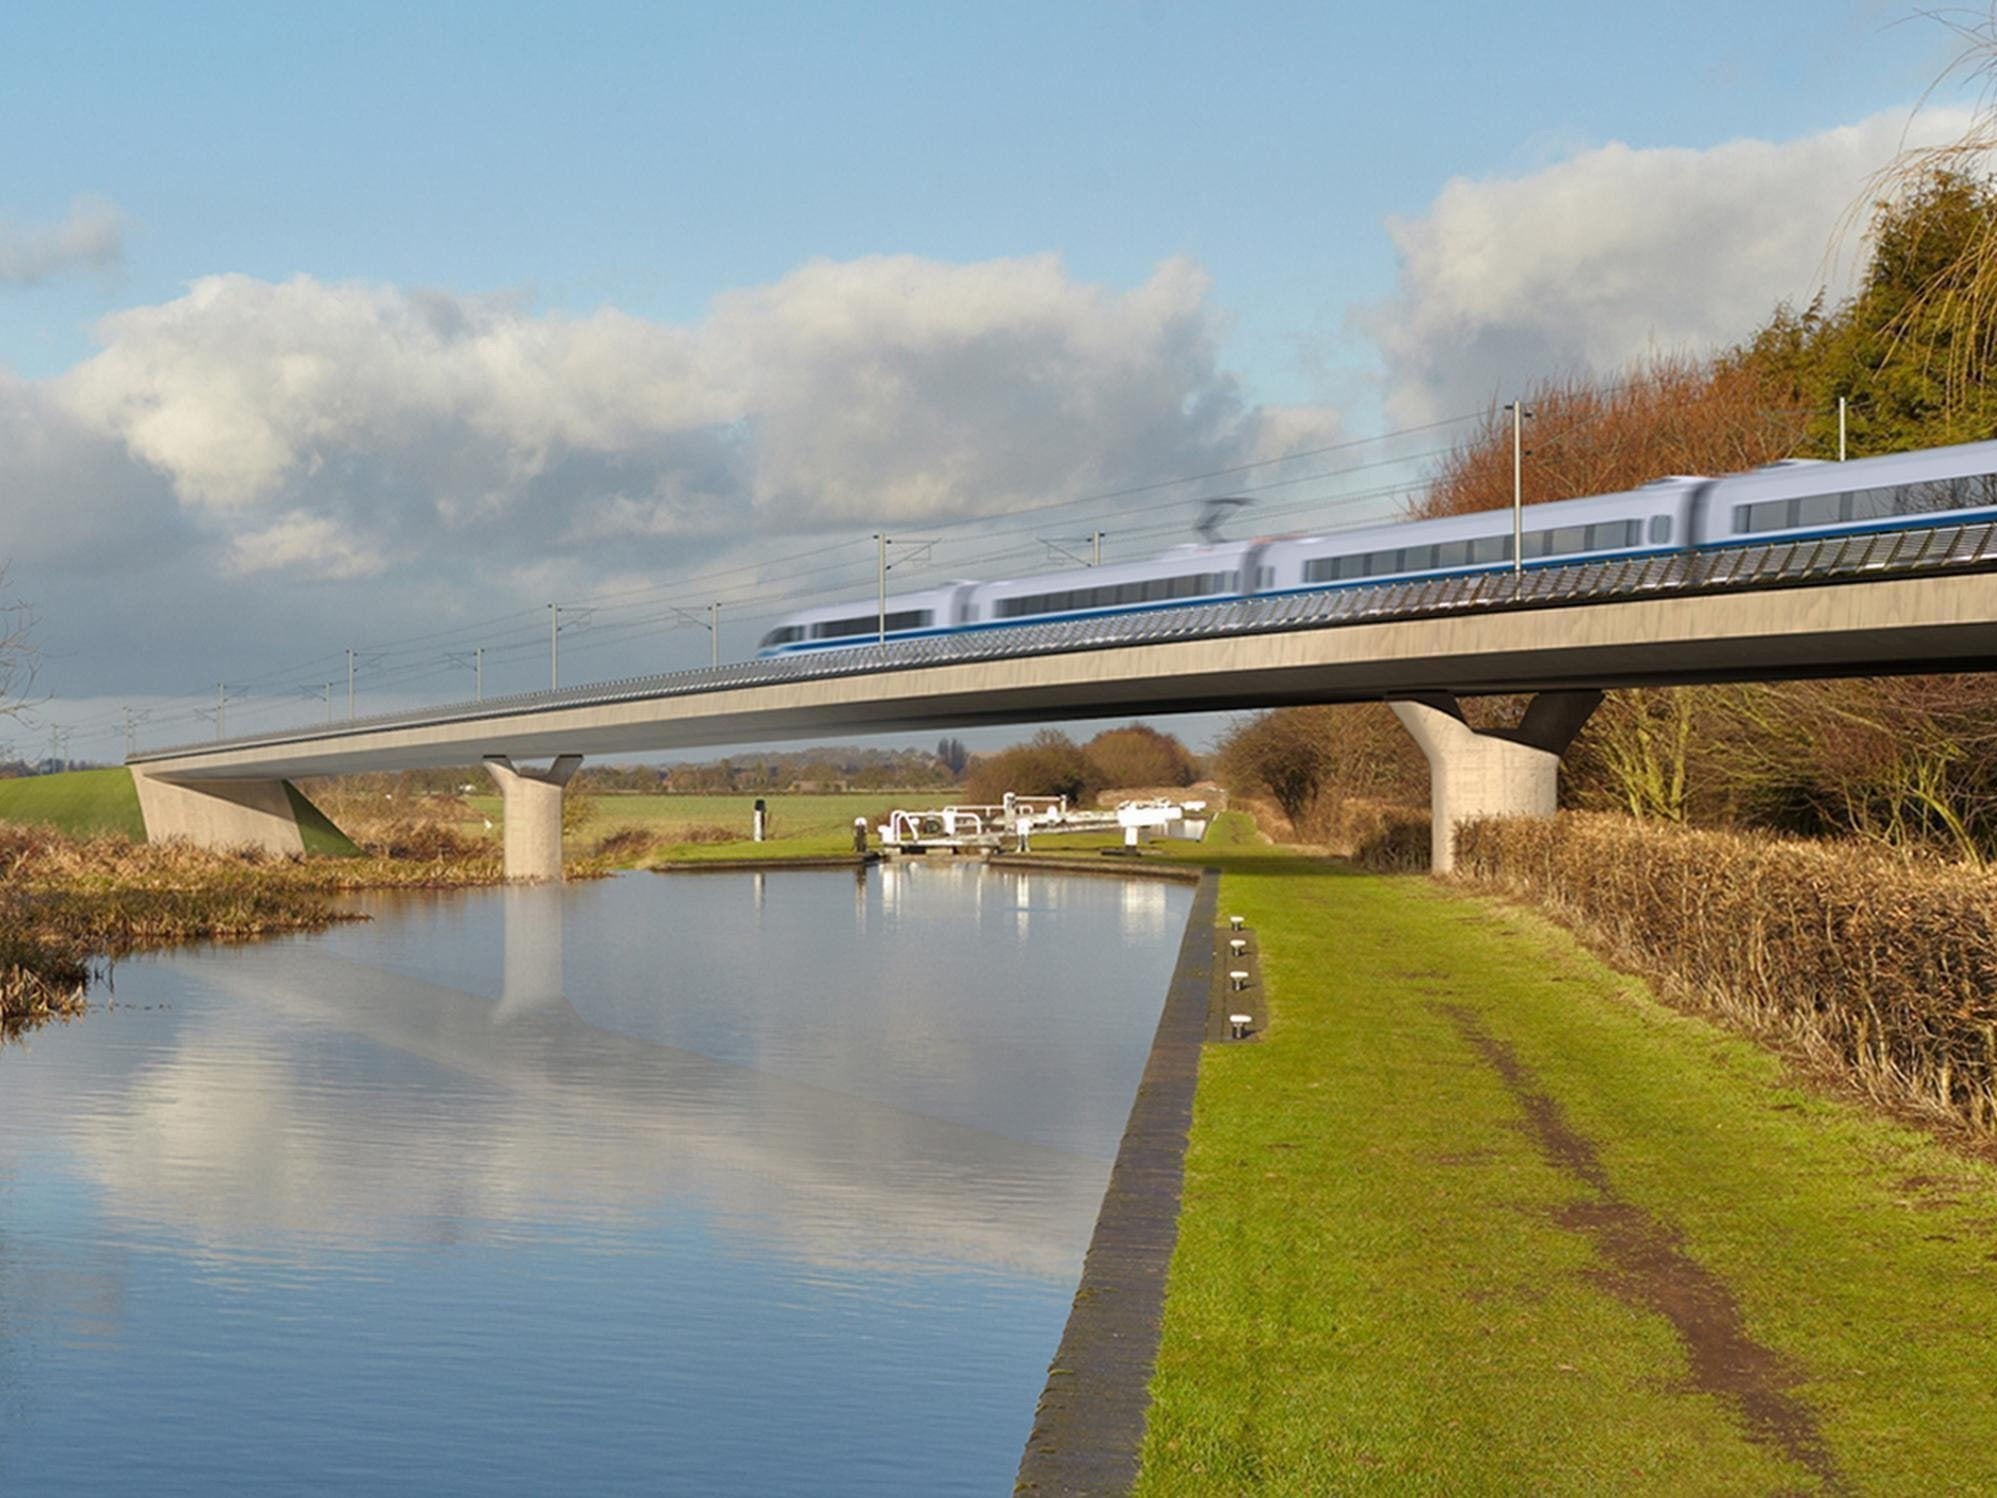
[0,864,1191,1496]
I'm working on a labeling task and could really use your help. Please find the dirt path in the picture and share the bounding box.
[1439,1003,1843,1492]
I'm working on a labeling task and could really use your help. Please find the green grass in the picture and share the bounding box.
[466,790,953,843]
[283,783,362,857]
[1134,815,1997,1493]
[0,768,147,840]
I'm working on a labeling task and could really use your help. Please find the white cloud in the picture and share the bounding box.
[1362,106,1975,423]
[56,255,1325,551]
[0,197,126,286]
[225,510,386,580]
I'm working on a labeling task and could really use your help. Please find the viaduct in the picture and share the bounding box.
[125,524,1997,880]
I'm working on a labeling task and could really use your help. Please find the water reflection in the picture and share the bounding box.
[0,866,1190,1498]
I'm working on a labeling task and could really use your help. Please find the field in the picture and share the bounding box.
[0,767,147,840]
[465,790,958,861]
[1132,816,1997,1493]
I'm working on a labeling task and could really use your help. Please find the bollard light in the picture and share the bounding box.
[1228,937,1248,957]
[1229,969,1250,992]
[1229,915,1245,932]
[1229,1013,1253,1040]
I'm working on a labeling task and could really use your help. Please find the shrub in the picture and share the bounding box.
[1303,797,1430,872]
[1084,723,1198,789]
[1455,813,1997,1131]
[963,730,1105,806]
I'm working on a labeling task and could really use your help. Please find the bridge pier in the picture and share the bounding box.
[484,754,583,883]
[1390,691,1601,874]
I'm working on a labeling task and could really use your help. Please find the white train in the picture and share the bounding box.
[756,438,1997,656]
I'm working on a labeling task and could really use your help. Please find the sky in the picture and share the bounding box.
[0,0,1983,762]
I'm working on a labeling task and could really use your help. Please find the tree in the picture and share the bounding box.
[962,730,1104,805]
[1083,723,1198,789]
[0,566,34,721]
[935,737,969,777]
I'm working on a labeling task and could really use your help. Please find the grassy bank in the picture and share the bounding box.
[1457,813,1997,1132]
[1135,818,1997,1492]
[0,767,147,840]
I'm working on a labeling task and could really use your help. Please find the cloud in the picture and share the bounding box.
[1362,106,1975,423]
[5,252,1339,718]
[56,255,1326,546]
[0,197,126,286]
[224,510,386,580]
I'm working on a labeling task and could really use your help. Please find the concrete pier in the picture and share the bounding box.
[1390,691,1601,874]
[484,754,583,883]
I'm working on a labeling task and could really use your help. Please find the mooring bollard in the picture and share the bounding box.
[1228,937,1248,958]
[1228,915,1245,932]
[853,816,868,854]
[753,797,767,843]
[1229,969,1250,992]
[1229,1012,1253,1039]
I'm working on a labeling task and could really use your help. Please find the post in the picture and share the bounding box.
[347,649,355,720]
[709,601,719,668]
[324,684,332,724]
[1092,530,1104,566]
[875,532,887,644]
[475,647,483,702]
[1509,400,1525,574]
[550,603,558,691]
[853,816,868,854]
[217,683,225,741]
[1839,397,1848,462]
[753,797,767,843]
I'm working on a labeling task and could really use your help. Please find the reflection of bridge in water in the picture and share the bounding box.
[70,868,1180,1280]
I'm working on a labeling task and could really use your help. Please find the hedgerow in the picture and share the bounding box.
[1455,813,1997,1130]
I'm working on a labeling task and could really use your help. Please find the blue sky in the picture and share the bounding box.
[1,1,1955,392]
[0,1,1979,756]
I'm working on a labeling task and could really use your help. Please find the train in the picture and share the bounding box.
[755,437,1997,657]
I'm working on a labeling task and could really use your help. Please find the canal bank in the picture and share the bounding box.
[1128,826,1997,1494]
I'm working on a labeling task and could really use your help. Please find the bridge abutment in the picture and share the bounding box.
[130,768,309,855]
[485,754,583,883]
[1390,691,1601,874]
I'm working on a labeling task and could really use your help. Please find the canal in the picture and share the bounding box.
[0,863,1192,1495]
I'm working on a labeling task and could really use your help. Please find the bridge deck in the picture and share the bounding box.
[128,522,1997,780]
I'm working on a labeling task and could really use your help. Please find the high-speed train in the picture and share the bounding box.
[756,438,1997,656]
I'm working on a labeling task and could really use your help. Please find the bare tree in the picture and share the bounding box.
[0,565,34,721]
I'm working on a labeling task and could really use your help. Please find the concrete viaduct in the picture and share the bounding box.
[124,529,1997,880]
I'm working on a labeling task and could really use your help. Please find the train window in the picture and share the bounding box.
[1468,534,1510,565]
[1543,525,1586,555]
[812,610,932,639]
[759,625,805,648]
[1649,514,1673,544]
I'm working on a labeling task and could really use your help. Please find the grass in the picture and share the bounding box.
[0,767,147,840]
[284,782,363,856]
[453,790,956,866]
[1133,815,1997,1493]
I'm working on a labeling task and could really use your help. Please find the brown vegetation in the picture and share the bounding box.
[1455,813,1997,1132]
[1082,724,1199,789]
[1415,352,1805,522]
[961,724,1199,806]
